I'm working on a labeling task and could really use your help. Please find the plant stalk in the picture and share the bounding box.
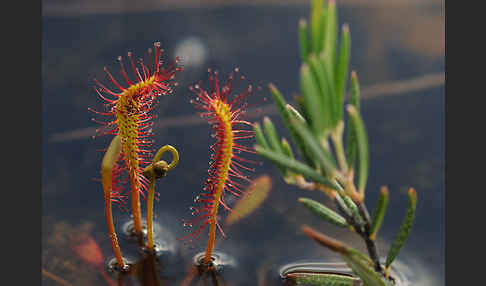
[130,174,144,244]
[104,191,126,269]
[145,145,179,251]
[204,216,217,264]
[357,202,383,273]
[146,179,156,250]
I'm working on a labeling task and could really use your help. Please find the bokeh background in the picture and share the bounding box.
[42,0,444,285]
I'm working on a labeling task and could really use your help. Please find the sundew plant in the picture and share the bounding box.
[91,43,181,270]
[253,0,417,285]
[183,68,256,267]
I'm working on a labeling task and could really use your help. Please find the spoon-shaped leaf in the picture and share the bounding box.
[225,175,272,226]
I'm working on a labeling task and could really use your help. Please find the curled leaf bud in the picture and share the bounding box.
[153,160,169,179]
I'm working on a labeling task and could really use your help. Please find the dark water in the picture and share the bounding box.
[42,4,444,286]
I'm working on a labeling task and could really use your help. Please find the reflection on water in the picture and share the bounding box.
[42,3,444,286]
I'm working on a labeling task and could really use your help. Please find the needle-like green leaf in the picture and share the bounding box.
[308,54,333,131]
[300,63,326,137]
[268,83,315,167]
[318,51,337,127]
[294,95,313,128]
[343,195,365,227]
[281,138,295,160]
[299,19,309,62]
[263,116,283,154]
[385,188,418,269]
[262,116,288,177]
[345,71,361,170]
[370,186,390,240]
[290,116,338,177]
[286,104,306,122]
[346,105,369,197]
[311,0,324,53]
[322,0,337,73]
[299,197,349,227]
[335,24,350,122]
[255,145,340,190]
[333,191,353,222]
[253,122,269,150]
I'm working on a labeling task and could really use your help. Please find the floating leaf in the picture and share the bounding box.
[225,175,272,226]
[298,226,386,286]
[255,145,340,190]
[288,272,356,286]
[370,186,389,240]
[385,188,417,269]
[346,105,369,199]
[299,197,349,227]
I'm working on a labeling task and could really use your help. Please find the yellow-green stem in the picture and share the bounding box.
[146,179,156,250]
[105,192,126,269]
[145,145,179,251]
